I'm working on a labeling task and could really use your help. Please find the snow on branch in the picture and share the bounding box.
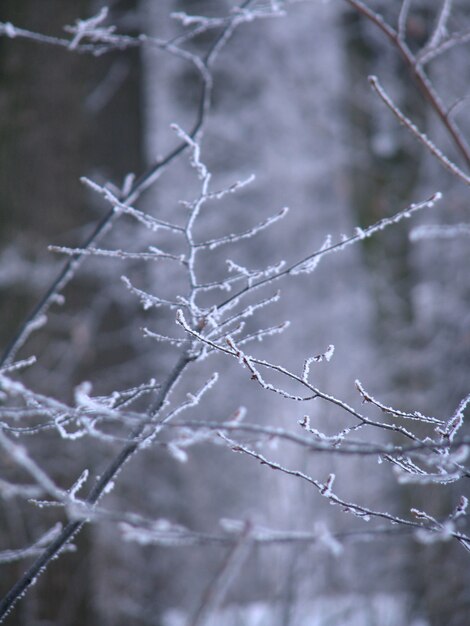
[211,191,442,321]
[171,124,210,183]
[369,75,470,185]
[121,276,183,311]
[287,192,442,276]
[424,0,453,52]
[64,7,115,50]
[0,356,37,376]
[81,177,185,234]
[418,29,470,66]
[0,431,67,503]
[355,380,444,426]
[176,309,450,448]
[49,245,186,264]
[0,524,71,564]
[0,478,44,501]
[290,234,331,275]
[176,311,309,401]
[160,418,470,458]
[302,345,335,381]
[196,207,288,251]
[2,2,470,619]
[171,13,227,29]
[438,393,470,443]
[220,434,422,527]
[207,290,281,340]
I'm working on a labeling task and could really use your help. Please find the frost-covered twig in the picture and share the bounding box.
[0,356,37,376]
[81,177,185,234]
[344,0,470,169]
[0,0,257,368]
[49,245,186,264]
[221,435,470,550]
[438,393,470,443]
[355,380,443,426]
[166,418,470,458]
[369,75,470,186]
[221,435,418,527]
[216,191,442,314]
[418,29,470,66]
[0,478,43,500]
[0,524,71,564]
[65,7,114,50]
[113,510,419,548]
[176,310,441,445]
[0,432,69,504]
[397,0,412,41]
[425,0,453,51]
[2,1,470,620]
[0,347,194,620]
[195,206,288,251]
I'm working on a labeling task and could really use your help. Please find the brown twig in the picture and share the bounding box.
[344,0,470,169]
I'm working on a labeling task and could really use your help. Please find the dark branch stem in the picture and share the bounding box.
[0,351,193,622]
[0,0,253,368]
[344,0,470,169]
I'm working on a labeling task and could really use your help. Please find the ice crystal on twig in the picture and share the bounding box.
[65,7,114,50]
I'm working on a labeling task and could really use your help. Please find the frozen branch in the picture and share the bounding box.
[369,76,470,185]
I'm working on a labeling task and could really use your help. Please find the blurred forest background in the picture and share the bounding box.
[0,1,469,625]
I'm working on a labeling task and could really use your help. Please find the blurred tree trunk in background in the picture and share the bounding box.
[1,1,469,625]
[91,2,383,624]
[343,3,470,624]
[0,1,143,624]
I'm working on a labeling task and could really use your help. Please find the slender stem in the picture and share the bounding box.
[0,521,83,623]
[344,0,470,169]
[0,0,253,368]
[0,351,192,622]
[0,104,200,369]
[190,522,252,626]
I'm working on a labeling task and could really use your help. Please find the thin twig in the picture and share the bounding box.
[0,0,255,368]
[190,522,252,626]
[368,76,470,185]
[344,0,470,169]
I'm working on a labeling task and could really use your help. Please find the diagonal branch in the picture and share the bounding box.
[344,0,470,169]
[0,0,255,369]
